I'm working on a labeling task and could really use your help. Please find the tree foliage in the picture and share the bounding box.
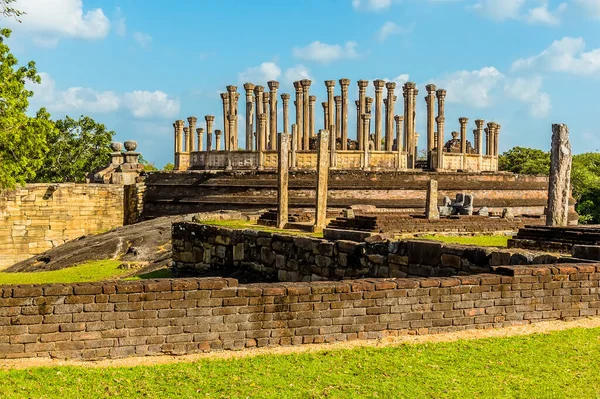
[0,28,54,188]
[498,146,550,175]
[163,162,175,171]
[32,115,115,183]
[1,0,24,21]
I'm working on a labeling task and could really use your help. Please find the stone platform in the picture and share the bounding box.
[509,225,600,253]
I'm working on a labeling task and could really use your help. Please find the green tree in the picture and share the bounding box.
[1,0,24,21]
[162,162,175,171]
[571,153,600,224]
[498,146,550,175]
[138,154,158,172]
[0,28,54,188]
[33,115,115,183]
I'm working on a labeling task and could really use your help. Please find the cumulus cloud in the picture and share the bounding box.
[471,0,566,24]
[8,0,110,45]
[574,0,600,19]
[470,0,526,20]
[284,65,311,83]
[525,2,567,25]
[504,76,551,118]
[123,91,180,118]
[352,0,393,11]
[238,62,282,83]
[376,22,414,42]
[511,37,600,75]
[133,32,152,48]
[434,67,504,108]
[292,41,359,64]
[115,7,126,36]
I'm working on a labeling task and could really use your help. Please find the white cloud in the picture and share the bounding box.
[365,74,410,98]
[352,0,393,11]
[292,41,359,64]
[575,0,600,19]
[238,62,282,83]
[133,32,152,48]
[115,7,126,36]
[123,91,180,118]
[526,2,567,25]
[471,0,567,24]
[511,37,600,75]
[377,21,413,42]
[504,76,551,118]
[9,0,110,45]
[434,67,504,108]
[284,65,311,83]
[471,0,526,20]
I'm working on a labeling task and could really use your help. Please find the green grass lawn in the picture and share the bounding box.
[202,219,323,238]
[0,260,131,285]
[419,234,509,247]
[1,327,599,398]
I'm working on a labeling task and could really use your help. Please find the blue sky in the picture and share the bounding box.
[7,0,600,167]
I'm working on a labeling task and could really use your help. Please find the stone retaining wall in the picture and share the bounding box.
[172,223,578,282]
[0,264,599,360]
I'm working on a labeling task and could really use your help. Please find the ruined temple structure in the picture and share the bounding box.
[171,79,501,172]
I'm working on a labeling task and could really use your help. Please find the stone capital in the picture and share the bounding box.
[293,81,302,90]
[355,100,360,106]
[325,80,336,88]
[365,97,373,105]
[322,102,328,109]
[361,113,371,121]
[187,116,198,124]
[405,82,416,90]
[215,129,222,137]
[357,80,369,89]
[281,93,291,101]
[436,116,446,123]
[487,122,496,130]
[205,115,215,122]
[495,124,501,132]
[309,95,317,103]
[339,78,351,87]
[395,115,404,122]
[175,120,185,127]
[183,127,189,133]
[243,82,255,92]
[458,117,469,125]
[258,113,268,122]
[253,85,264,94]
[226,85,237,93]
[267,80,280,90]
[414,89,419,96]
[300,79,312,88]
[385,82,397,90]
[334,95,341,104]
[374,79,385,89]
[426,84,437,94]
[393,95,397,102]
[197,128,204,134]
[475,119,485,128]
[436,89,447,99]
[220,92,229,101]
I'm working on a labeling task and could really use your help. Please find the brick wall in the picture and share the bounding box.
[0,184,126,269]
[172,223,579,282]
[0,264,599,360]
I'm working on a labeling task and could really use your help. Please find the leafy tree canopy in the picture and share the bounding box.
[1,0,24,21]
[498,146,550,175]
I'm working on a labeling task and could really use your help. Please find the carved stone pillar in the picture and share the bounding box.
[215,130,222,151]
[281,93,290,134]
[436,89,447,169]
[322,102,329,129]
[301,79,312,150]
[373,80,385,151]
[366,97,373,148]
[227,114,236,153]
[257,114,267,170]
[384,82,396,153]
[183,127,190,153]
[254,86,264,150]
[314,129,330,233]
[233,93,240,150]
[268,80,279,151]
[339,78,350,150]
[220,93,230,151]
[357,80,369,150]
[425,84,436,164]
[355,100,360,148]
[361,114,371,170]
[404,82,416,168]
[546,124,572,227]
[175,120,184,153]
[487,122,495,155]
[262,94,270,149]
[293,81,304,151]
[309,95,316,138]
[334,95,341,140]
[494,124,501,157]
[277,132,289,229]
[395,115,404,169]
[291,123,298,169]
[243,83,255,151]
[226,86,238,150]
[459,117,469,154]
[196,128,204,152]
[206,130,213,152]
[329,123,337,167]
[475,119,485,155]
[187,117,197,153]
[325,80,335,137]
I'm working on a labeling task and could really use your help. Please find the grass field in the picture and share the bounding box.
[419,234,509,247]
[1,327,599,398]
[0,260,130,285]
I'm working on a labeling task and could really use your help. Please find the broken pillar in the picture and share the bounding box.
[546,123,572,226]
[425,179,439,220]
[277,132,290,229]
[314,129,330,233]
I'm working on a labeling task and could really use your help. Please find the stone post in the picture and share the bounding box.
[293,81,304,151]
[281,93,290,135]
[486,122,494,156]
[373,80,385,151]
[301,79,312,150]
[268,80,279,151]
[546,124,572,227]
[196,128,204,152]
[226,86,238,150]
[366,97,373,147]
[291,123,298,169]
[314,129,330,233]
[220,93,230,151]
[384,82,395,153]
[244,83,255,151]
[475,119,485,155]
[414,133,419,162]
[187,117,197,153]
[206,129,213,152]
[322,102,329,130]
[494,124,501,157]
[254,86,264,150]
[233,93,240,149]
[334,95,341,140]
[309,95,316,138]
[173,122,178,163]
[277,132,289,229]
[262,94,270,149]
[205,115,215,151]
[215,130,222,151]
[183,127,190,153]
[405,82,416,168]
[325,80,335,137]
[175,120,184,153]
[257,113,267,170]
[402,85,408,151]
[339,78,350,150]
[227,114,236,154]
[357,80,369,150]
[329,124,337,167]
[436,89,447,169]
[355,100,360,147]
[361,114,371,170]
[425,179,439,220]
[425,84,436,167]
[395,115,404,169]
[459,117,469,154]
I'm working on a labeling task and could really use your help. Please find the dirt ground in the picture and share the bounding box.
[2,317,599,370]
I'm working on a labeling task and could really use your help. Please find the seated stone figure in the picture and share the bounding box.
[443,132,477,154]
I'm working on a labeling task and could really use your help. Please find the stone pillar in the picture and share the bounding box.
[475,119,485,155]
[293,81,304,151]
[277,132,289,229]
[322,102,329,130]
[385,83,396,152]
[205,115,214,151]
[425,84,436,167]
[334,95,341,140]
[262,94,270,149]
[494,124,501,156]
[546,124,572,227]
[183,127,190,153]
[355,100,360,147]
[339,78,350,150]
[196,128,204,152]
[414,133,419,161]
[366,96,373,137]
[220,93,230,151]
[244,83,255,151]
[291,123,298,169]
[226,86,238,150]
[357,80,369,150]
[301,79,312,150]
[187,117,197,153]
[227,114,236,154]
[404,82,416,168]
[314,129,330,233]
[215,130,222,151]
[257,113,267,170]
[425,179,439,220]
[394,115,403,152]
[281,93,290,134]
[486,122,494,156]
[309,95,316,138]
[436,89,446,169]
[173,122,179,163]
[329,123,337,167]
[175,120,184,153]
[374,80,385,151]
[254,86,264,150]
[233,93,240,150]
[361,113,371,170]
[268,81,279,151]
[459,117,469,154]
[325,80,335,137]
[206,129,213,152]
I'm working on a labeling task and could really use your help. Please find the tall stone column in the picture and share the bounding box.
[291,124,298,169]
[206,129,213,152]
[301,79,312,150]
[183,127,190,153]
[215,130,222,151]
[546,124,572,226]
[314,129,330,233]
[281,93,290,134]
[268,80,279,151]
[254,86,264,150]
[486,122,494,155]
[277,132,289,229]
[366,97,373,142]
[187,117,197,152]
[196,128,204,152]
[309,95,316,138]
[355,100,360,147]
[257,113,267,170]
[414,133,419,161]
[494,124,501,156]
[361,113,371,170]
[243,83,255,151]
[329,123,337,167]
[475,119,485,155]
[227,114,236,154]
[394,115,403,152]
[425,84,436,163]
[173,122,178,159]
[322,102,329,129]
[233,93,240,150]
[293,81,304,151]
[220,93,230,151]
[404,82,416,168]
[373,80,385,151]
[357,80,368,150]
[175,120,184,153]
[334,95,341,140]
[226,86,238,150]
[262,94,270,149]
[436,89,446,169]
[325,80,335,136]
[459,117,469,155]
[339,78,350,150]
[425,179,440,220]
[384,82,396,153]
[402,85,408,151]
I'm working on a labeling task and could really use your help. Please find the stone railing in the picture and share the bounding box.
[430,153,498,172]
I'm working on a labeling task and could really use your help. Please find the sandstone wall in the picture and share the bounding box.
[0,264,598,360]
[0,184,126,269]
[172,223,579,282]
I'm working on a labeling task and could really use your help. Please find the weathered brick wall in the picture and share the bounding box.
[0,184,125,269]
[0,264,599,360]
[172,223,579,282]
